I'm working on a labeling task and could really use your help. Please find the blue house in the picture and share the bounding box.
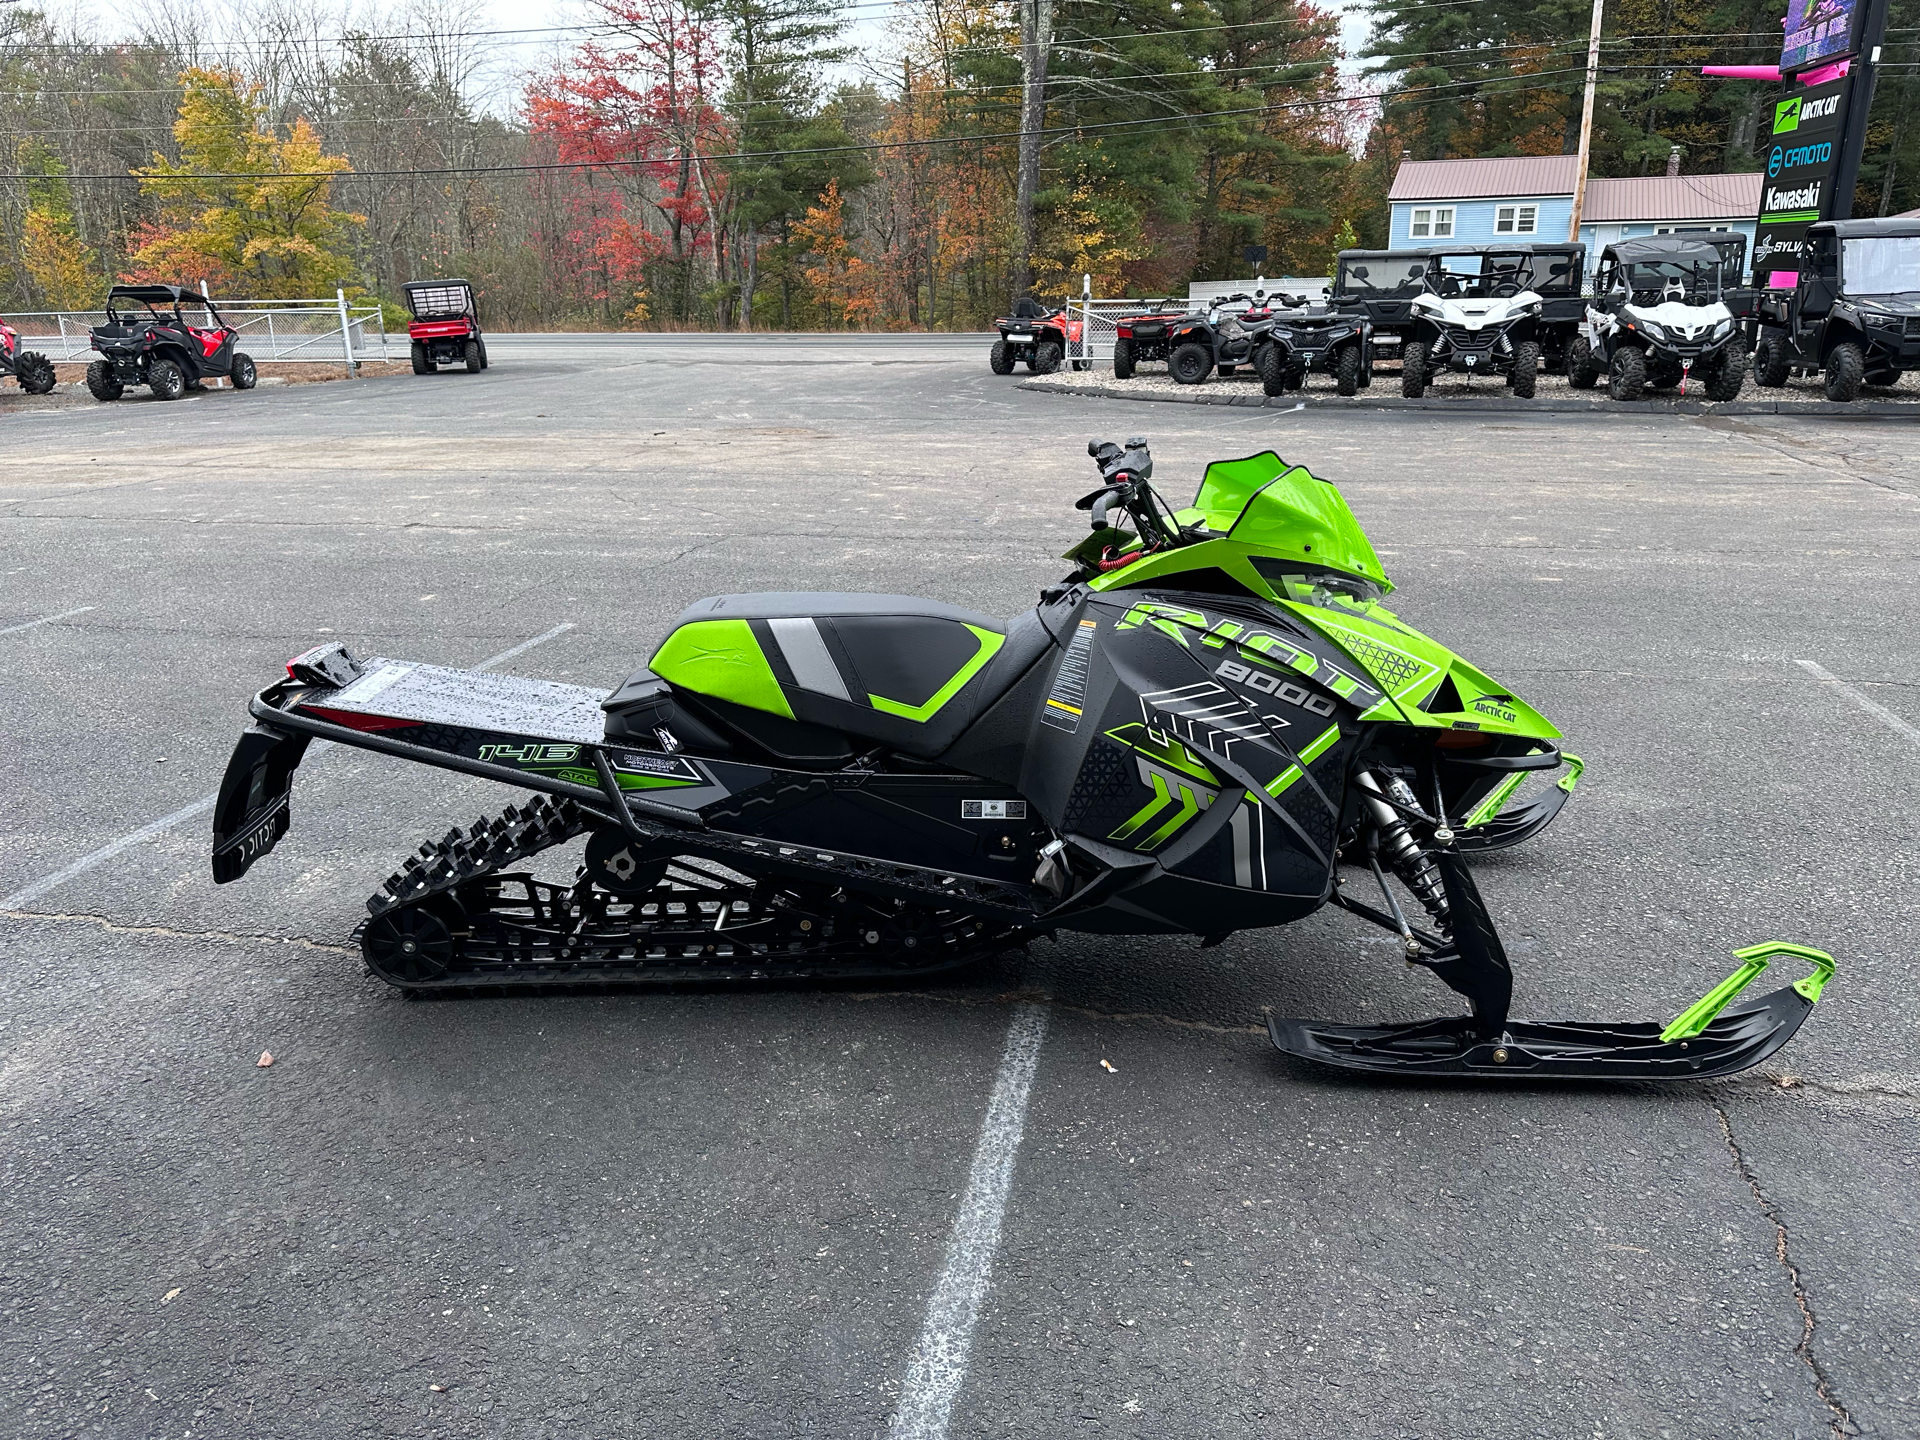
[1388,157,1762,275]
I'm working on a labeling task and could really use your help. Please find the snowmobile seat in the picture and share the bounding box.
[621,594,1056,762]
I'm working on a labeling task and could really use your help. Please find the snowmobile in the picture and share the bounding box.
[0,319,58,394]
[210,439,1833,1080]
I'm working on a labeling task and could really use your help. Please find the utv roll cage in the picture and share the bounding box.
[104,284,226,327]
[1595,234,1745,303]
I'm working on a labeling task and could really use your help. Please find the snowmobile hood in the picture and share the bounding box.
[1624,299,1733,334]
[1412,291,1541,328]
[1090,451,1557,737]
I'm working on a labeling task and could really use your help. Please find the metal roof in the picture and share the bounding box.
[1580,172,1761,222]
[1389,155,1580,201]
[1389,158,1763,223]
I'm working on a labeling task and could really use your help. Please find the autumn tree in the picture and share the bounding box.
[17,145,104,309]
[526,0,732,325]
[792,179,878,326]
[128,68,363,298]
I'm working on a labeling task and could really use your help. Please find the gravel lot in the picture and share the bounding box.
[2,333,1916,1439]
[1025,357,1920,407]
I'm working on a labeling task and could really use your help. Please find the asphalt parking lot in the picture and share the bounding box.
[3,332,1916,1439]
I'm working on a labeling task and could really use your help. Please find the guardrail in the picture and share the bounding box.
[1,292,393,366]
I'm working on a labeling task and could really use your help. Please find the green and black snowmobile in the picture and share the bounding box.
[211,439,1832,1080]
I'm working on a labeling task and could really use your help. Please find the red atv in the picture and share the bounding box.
[989,297,1087,375]
[404,279,487,374]
[0,319,57,394]
[86,286,257,401]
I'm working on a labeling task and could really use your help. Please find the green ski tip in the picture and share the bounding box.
[1660,943,1837,1043]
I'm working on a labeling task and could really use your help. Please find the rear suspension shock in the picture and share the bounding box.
[1356,770,1449,930]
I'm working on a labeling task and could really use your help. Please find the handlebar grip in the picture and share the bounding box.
[1091,487,1122,530]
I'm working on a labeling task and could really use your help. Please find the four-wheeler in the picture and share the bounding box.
[1110,302,1191,377]
[405,278,488,375]
[210,434,1834,1083]
[1400,250,1546,398]
[1150,294,1279,385]
[86,285,257,401]
[1330,248,1430,366]
[0,318,57,394]
[1572,234,1749,402]
[991,296,1089,375]
[1752,217,1920,401]
[1254,299,1375,396]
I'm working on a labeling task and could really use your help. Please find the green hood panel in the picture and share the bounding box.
[1193,452,1392,593]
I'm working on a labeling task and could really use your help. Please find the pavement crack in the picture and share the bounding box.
[3,907,353,953]
[1713,1102,1856,1438]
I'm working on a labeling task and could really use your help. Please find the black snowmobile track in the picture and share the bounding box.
[356,795,1032,993]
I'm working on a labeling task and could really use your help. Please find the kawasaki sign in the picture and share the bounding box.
[1754,76,1850,285]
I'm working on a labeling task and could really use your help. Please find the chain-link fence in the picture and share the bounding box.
[1,294,392,365]
[1065,296,1184,367]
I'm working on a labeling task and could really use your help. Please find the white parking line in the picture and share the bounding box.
[1795,659,1920,752]
[889,1002,1050,1440]
[0,606,95,637]
[2,624,576,911]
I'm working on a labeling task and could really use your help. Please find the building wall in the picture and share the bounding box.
[1389,196,1576,247]
[1390,198,1758,283]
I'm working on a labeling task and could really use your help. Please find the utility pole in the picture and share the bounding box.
[1567,0,1605,245]
[1013,0,1053,302]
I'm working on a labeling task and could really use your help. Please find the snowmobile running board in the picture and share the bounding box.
[1268,942,1834,1080]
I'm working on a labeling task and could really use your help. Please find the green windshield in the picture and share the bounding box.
[1188,451,1392,594]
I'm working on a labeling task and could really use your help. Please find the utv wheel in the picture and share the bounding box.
[1169,342,1213,385]
[1566,336,1601,390]
[1029,340,1063,374]
[1256,343,1288,397]
[477,339,489,370]
[1112,337,1135,379]
[13,351,56,395]
[1753,335,1790,388]
[411,342,431,375]
[1702,345,1747,402]
[1824,341,1864,402]
[1509,340,1539,399]
[84,360,122,401]
[229,352,257,390]
[988,339,1014,375]
[1607,345,1646,402]
[1400,339,1429,398]
[1333,343,1361,396]
[147,358,186,401]
[463,339,482,374]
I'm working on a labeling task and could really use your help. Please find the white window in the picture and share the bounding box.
[1410,206,1455,239]
[1494,204,1538,234]
[1655,225,1716,234]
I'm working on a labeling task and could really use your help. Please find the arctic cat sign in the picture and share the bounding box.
[1754,75,1851,284]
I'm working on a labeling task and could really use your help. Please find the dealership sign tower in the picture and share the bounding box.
[1750,0,1892,284]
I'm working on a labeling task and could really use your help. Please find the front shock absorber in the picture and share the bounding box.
[1356,770,1449,929]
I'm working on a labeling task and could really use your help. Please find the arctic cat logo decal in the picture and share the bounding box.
[1472,697,1518,723]
[479,742,581,764]
[1214,658,1337,715]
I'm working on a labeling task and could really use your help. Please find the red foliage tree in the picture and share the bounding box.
[525,0,733,323]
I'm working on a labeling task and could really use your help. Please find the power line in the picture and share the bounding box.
[0,70,1592,184]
